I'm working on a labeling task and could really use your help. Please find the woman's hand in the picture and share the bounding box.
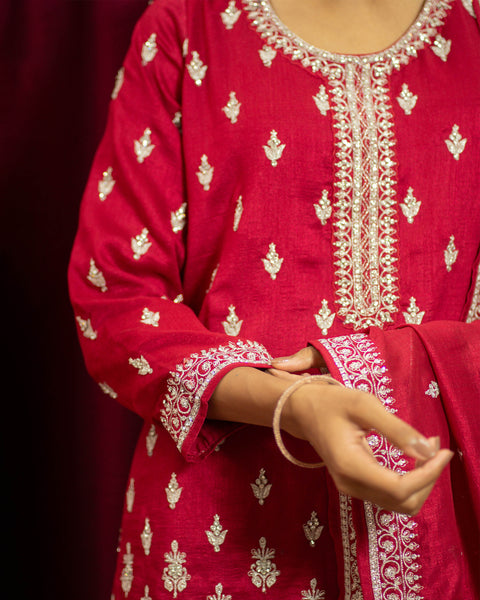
[270,347,453,515]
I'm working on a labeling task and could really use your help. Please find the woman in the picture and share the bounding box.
[69,0,480,598]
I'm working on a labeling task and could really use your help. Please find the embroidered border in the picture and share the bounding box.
[160,340,271,450]
[466,263,480,323]
[319,334,423,600]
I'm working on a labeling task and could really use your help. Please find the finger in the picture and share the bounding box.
[271,346,325,372]
[266,368,303,381]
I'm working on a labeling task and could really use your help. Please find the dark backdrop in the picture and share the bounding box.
[1,2,150,598]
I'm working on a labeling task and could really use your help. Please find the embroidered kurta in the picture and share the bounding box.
[68,0,480,598]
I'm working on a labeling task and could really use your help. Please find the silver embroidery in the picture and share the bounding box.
[314,190,332,225]
[134,128,155,163]
[182,38,189,58]
[131,228,152,260]
[141,33,158,66]
[76,316,97,340]
[111,67,124,100]
[99,382,118,399]
[425,381,440,398]
[171,202,187,233]
[466,264,480,323]
[207,583,232,600]
[222,305,243,336]
[87,258,107,292]
[445,124,467,160]
[205,514,228,552]
[220,1,241,29]
[444,235,458,271]
[314,300,335,335]
[262,242,283,280]
[313,85,330,116]
[258,44,276,67]
[98,166,116,201]
[250,467,272,505]
[126,478,135,512]
[161,340,271,450]
[197,155,214,190]
[187,51,207,86]
[303,511,324,547]
[120,542,134,597]
[248,537,280,592]
[403,296,425,324]
[461,0,475,17]
[129,355,153,375]
[141,585,152,600]
[431,34,451,61]
[165,473,183,509]
[206,264,219,294]
[301,578,325,600]
[396,83,417,115]
[141,307,160,327]
[263,129,285,166]
[400,187,421,223]
[141,518,153,556]
[174,293,184,303]
[172,111,182,129]
[233,196,243,231]
[222,91,241,123]
[162,540,191,598]
[146,423,158,457]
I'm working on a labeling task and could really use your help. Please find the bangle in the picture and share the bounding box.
[272,374,345,469]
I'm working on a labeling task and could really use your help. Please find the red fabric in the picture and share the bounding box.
[67,0,480,598]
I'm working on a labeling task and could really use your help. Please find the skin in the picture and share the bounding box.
[208,1,454,515]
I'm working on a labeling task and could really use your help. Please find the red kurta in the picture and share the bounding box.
[68,0,480,598]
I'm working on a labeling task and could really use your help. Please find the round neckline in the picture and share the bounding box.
[242,0,453,72]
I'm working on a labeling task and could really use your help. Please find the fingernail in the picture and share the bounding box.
[410,437,436,459]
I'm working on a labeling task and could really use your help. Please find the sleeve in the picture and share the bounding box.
[68,0,271,463]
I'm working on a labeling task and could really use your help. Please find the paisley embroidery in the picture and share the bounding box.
[187,51,208,86]
[263,129,285,166]
[248,537,280,592]
[445,124,467,160]
[262,242,283,279]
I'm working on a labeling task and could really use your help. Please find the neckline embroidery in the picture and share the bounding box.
[242,0,453,76]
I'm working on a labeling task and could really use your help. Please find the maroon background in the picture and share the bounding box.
[1,1,149,598]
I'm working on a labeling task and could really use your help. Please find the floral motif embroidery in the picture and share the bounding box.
[172,111,182,129]
[165,473,183,509]
[134,128,155,163]
[99,381,117,399]
[187,51,208,86]
[141,585,152,600]
[111,67,124,100]
[313,85,329,115]
[460,0,475,17]
[250,467,272,505]
[445,124,467,160]
[263,129,285,166]
[160,340,271,451]
[400,187,421,223]
[425,381,440,398]
[222,91,241,123]
[248,537,280,592]
[126,478,135,512]
[174,293,184,303]
[431,34,451,61]
[301,578,325,600]
[182,38,189,58]
[303,511,324,547]
[131,228,152,260]
[258,44,276,67]
[76,316,97,340]
[444,235,458,271]
[222,305,243,336]
[403,297,425,325]
[171,202,187,233]
[141,33,158,66]
[314,300,335,335]
[396,83,418,115]
[141,518,153,556]
[233,196,243,231]
[197,155,214,190]
[129,355,153,375]
[120,542,134,597]
[262,242,283,279]
[207,583,232,600]
[98,166,115,201]
[146,423,158,457]
[205,514,228,552]
[221,1,241,29]
[162,540,191,598]
[141,307,160,327]
[466,264,480,323]
[313,190,332,225]
[206,264,219,294]
[87,258,107,292]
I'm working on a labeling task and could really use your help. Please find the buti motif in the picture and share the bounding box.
[250,468,272,505]
[222,305,243,336]
[131,228,152,260]
[396,83,418,115]
[431,34,451,61]
[146,423,158,457]
[207,583,232,600]
[258,44,276,67]
[134,128,155,163]
[141,518,153,556]
[162,540,191,598]
[263,130,285,166]
[445,124,467,160]
[129,355,153,375]
[444,235,458,271]
[141,33,158,66]
[220,1,241,29]
[171,202,187,233]
[141,307,160,327]
[400,187,421,223]
[76,316,97,340]
[222,91,241,123]
[205,514,228,552]
[314,190,332,225]
[187,51,208,85]
[403,296,425,324]
[197,155,214,190]
[262,243,283,280]
[87,258,107,292]
[314,300,335,335]
[303,511,324,547]
[301,578,325,600]
[425,381,440,398]
[98,166,115,201]
[120,542,134,597]
[165,472,183,509]
[248,537,280,592]
[312,85,329,116]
